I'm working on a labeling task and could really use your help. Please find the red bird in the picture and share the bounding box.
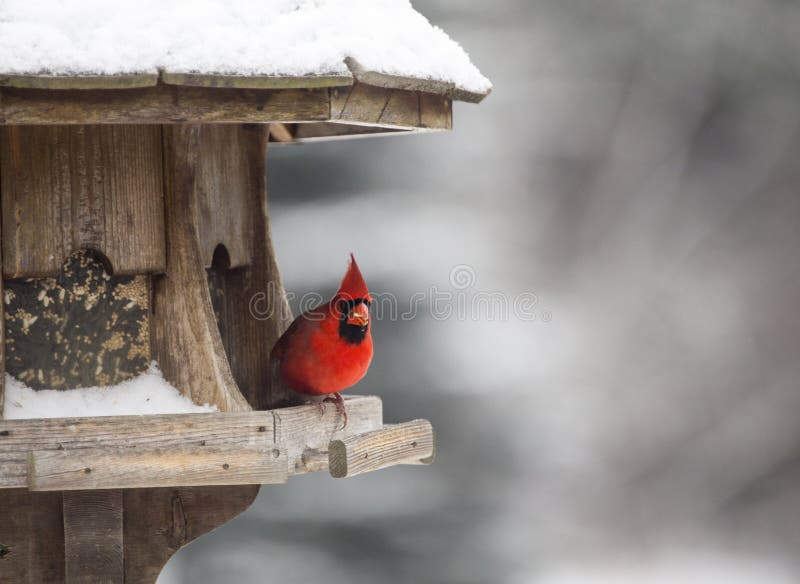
[271,254,373,428]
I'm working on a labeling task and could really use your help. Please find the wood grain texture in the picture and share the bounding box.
[195,125,254,269]
[345,57,456,97]
[0,410,276,489]
[30,445,288,491]
[0,86,330,124]
[123,485,259,584]
[330,83,452,131]
[152,124,250,412]
[0,125,165,278]
[0,74,158,90]
[162,72,353,90]
[63,490,123,584]
[0,489,65,583]
[200,125,296,409]
[344,58,489,104]
[277,395,384,473]
[328,419,434,479]
[0,396,380,488]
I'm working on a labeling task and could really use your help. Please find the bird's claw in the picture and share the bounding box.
[323,393,348,430]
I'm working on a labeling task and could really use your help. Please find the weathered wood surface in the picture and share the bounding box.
[201,125,296,409]
[0,86,330,124]
[162,72,353,90]
[63,490,123,584]
[4,252,150,390]
[0,74,158,90]
[0,85,453,138]
[0,490,65,582]
[152,124,250,412]
[195,125,254,269]
[277,395,384,473]
[0,125,165,278]
[0,396,382,488]
[30,445,288,491]
[123,485,259,584]
[329,419,434,479]
[331,83,452,130]
[0,410,276,489]
[344,57,489,104]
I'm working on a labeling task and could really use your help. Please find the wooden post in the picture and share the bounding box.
[63,490,123,584]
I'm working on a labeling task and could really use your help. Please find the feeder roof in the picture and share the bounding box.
[0,0,491,102]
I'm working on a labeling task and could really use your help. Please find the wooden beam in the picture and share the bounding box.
[0,396,382,488]
[328,419,434,479]
[0,410,275,489]
[268,123,295,143]
[0,85,329,124]
[63,490,124,584]
[162,72,353,90]
[29,445,288,491]
[0,73,158,90]
[345,57,489,104]
[330,83,452,131]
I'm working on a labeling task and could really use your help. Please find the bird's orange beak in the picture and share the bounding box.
[350,302,369,327]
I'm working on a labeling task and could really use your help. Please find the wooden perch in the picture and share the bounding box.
[328,419,435,478]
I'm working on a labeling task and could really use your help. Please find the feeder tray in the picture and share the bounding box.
[0,8,487,584]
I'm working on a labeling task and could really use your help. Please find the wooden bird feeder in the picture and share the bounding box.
[0,4,489,583]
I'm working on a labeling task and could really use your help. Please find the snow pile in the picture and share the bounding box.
[0,0,491,95]
[2,362,217,419]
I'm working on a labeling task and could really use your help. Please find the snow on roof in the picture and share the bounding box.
[2,362,216,419]
[0,0,491,97]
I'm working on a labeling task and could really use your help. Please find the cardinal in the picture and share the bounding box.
[271,253,373,428]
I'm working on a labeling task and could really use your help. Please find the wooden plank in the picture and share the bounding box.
[195,125,253,269]
[153,124,250,412]
[201,125,296,409]
[162,72,353,90]
[0,410,276,489]
[0,489,65,583]
[345,57,489,104]
[328,419,434,479]
[63,490,123,584]
[0,125,165,278]
[0,85,329,124]
[0,74,158,90]
[29,445,288,491]
[345,57,454,97]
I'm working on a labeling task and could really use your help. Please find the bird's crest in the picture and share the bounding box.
[337,253,370,301]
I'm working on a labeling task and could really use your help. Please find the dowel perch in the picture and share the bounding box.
[328,419,435,478]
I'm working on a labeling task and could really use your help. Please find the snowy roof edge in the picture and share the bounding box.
[0,60,489,103]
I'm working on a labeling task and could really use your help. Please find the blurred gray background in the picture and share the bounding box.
[161,1,800,582]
